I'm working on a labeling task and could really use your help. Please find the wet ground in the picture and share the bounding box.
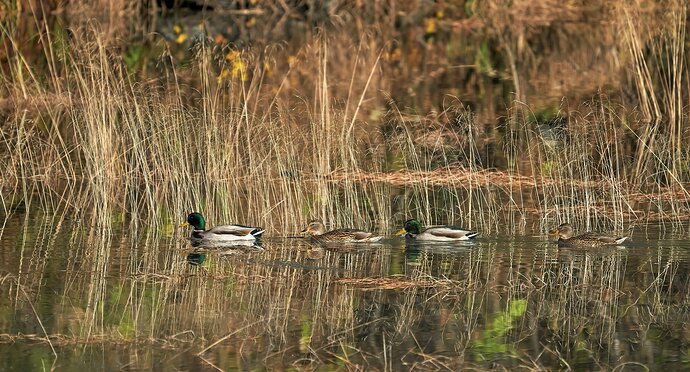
[1,214,689,370]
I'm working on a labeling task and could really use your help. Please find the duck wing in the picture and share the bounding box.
[209,224,264,237]
[352,230,374,240]
[322,228,360,238]
[425,226,478,239]
[320,228,381,242]
[575,232,628,244]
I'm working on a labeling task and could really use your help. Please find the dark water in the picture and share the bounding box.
[1,214,690,371]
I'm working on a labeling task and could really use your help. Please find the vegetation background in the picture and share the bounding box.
[1,0,689,233]
[2,2,690,371]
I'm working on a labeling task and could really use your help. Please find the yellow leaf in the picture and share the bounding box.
[214,34,226,44]
[225,50,240,61]
[287,55,297,67]
[217,68,230,83]
[232,60,247,81]
[425,18,436,34]
[175,33,188,44]
[391,47,402,62]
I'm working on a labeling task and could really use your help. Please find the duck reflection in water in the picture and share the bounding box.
[191,238,264,251]
[405,246,422,265]
[186,252,207,266]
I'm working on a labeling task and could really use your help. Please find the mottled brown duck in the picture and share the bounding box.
[548,223,628,247]
[301,221,383,243]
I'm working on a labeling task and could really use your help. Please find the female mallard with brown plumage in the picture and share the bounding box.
[301,220,383,243]
[548,223,628,247]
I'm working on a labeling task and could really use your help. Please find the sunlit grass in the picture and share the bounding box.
[1,1,689,370]
[1,3,689,237]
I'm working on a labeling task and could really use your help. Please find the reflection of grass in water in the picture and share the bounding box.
[0,2,690,369]
[470,299,527,360]
[1,217,690,369]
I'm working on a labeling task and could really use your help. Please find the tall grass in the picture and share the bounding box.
[2,3,689,370]
[0,1,688,236]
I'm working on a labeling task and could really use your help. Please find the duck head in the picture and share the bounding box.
[181,212,206,230]
[301,220,326,236]
[548,223,573,240]
[397,219,422,236]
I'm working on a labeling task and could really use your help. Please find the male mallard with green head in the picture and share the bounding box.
[180,212,264,244]
[301,220,383,243]
[397,219,478,241]
[548,223,628,247]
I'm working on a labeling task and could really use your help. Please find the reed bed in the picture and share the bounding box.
[1,2,688,238]
[1,3,689,370]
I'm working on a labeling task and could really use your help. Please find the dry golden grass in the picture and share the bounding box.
[0,0,687,236]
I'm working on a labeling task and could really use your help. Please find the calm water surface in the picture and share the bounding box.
[1,214,690,370]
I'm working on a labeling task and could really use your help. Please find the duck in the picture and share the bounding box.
[548,223,628,247]
[397,219,478,241]
[180,212,264,244]
[300,220,383,243]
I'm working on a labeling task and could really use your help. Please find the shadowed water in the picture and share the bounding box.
[1,213,690,371]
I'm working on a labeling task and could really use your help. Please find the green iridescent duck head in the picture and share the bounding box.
[397,219,423,236]
[181,212,206,230]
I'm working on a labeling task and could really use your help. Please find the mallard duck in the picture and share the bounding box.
[548,223,628,247]
[180,212,264,244]
[300,220,383,243]
[397,219,478,241]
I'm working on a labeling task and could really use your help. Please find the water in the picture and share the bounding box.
[1,214,690,370]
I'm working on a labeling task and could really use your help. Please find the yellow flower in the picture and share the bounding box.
[175,33,188,44]
[173,25,182,34]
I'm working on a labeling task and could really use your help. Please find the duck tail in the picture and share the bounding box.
[466,231,479,239]
[251,228,265,237]
[615,236,628,244]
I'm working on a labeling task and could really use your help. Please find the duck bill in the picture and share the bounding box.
[179,221,190,227]
[395,228,407,236]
